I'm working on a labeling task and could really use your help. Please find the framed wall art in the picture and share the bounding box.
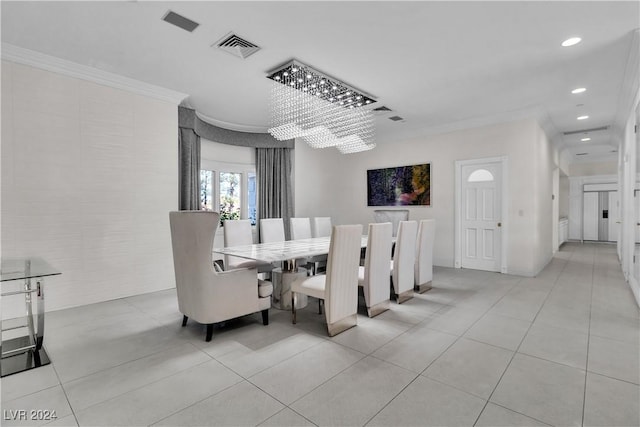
[367,163,431,206]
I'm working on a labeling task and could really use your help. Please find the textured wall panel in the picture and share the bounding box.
[1,61,178,316]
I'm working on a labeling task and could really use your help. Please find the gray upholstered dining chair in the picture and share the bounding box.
[391,220,418,303]
[223,219,272,273]
[415,219,435,293]
[359,222,393,317]
[170,211,272,341]
[291,224,363,336]
[312,217,332,238]
[373,209,409,237]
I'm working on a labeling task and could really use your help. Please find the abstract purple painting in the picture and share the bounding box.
[367,163,431,206]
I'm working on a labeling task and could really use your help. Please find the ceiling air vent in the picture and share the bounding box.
[214,32,260,59]
[389,116,404,122]
[576,152,589,156]
[563,126,609,136]
[162,11,199,32]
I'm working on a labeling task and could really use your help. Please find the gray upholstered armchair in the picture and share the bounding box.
[169,211,272,341]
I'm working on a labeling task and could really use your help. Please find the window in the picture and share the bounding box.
[219,172,241,222]
[200,168,257,226]
[468,169,494,182]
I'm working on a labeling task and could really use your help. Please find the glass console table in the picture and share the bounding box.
[1,258,60,377]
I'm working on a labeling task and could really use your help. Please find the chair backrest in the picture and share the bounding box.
[169,211,218,318]
[312,217,332,238]
[415,219,436,286]
[363,222,393,308]
[324,224,363,324]
[373,209,409,237]
[392,220,418,295]
[290,217,312,240]
[223,219,254,270]
[260,218,285,243]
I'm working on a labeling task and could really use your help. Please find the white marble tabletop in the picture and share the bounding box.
[214,236,368,263]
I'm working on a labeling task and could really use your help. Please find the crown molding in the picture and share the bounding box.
[195,111,269,134]
[1,43,189,105]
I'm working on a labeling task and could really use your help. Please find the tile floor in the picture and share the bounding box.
[1,242,638,427]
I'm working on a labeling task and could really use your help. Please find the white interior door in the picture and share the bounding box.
[583,192,598,241]
[608,190,619,242]
[460,162,502,272]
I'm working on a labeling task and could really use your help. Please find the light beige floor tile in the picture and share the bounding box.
[588,335,640,384]
[475,403,551,426]
[491,353,585,426]
[2,386,73,427]
[258,408,315,427]
[534,303,590,335]
[63,343,210,411]
[75,359,242,426]
[1,365,60,402]
[419,306,487,336]
[290,356,417,426]
[583,372,640,427]
[519,322,588,369]
[329,316,413,355]
[153,381,283,426]
[367,376,486,426]
[216,333,324,378]
[44,415,78,427]
[489,291,547,322]
[464,313,531,351]
[371,326,457,373]
[423,338,513,398]
[589,308,640,345]
[249,340,364,405]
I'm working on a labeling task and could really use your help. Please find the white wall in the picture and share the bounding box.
[534,123,555,267]
[559,175,570,218]
[570,161,617,177]
[295,118,555,277]
[619,94,639,306]
[1,61,178,315]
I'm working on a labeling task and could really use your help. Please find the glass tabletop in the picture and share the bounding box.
[1,258,61,282]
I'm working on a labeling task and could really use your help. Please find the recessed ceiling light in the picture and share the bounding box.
[562,37,582,47]
[577,115,589,120]
[581,137,591,142]
[572,87,586,94]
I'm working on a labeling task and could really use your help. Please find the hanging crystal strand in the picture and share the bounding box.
[268,61,375,152]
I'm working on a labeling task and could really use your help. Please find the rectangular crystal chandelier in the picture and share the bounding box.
[267,60,376,153]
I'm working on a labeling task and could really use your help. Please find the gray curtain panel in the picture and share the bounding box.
[178,127,201,210]
[256,147,294,240]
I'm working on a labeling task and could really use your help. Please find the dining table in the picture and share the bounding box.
[214,236,369,310]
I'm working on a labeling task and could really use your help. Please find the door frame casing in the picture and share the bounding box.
[455,156,508,274]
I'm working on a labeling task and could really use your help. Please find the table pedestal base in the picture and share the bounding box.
[1,337,50,377]
[272,267,308,310]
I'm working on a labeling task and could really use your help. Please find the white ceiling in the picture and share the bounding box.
[2,1,638,164]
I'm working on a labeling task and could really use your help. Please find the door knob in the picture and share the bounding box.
[497,222,502,227]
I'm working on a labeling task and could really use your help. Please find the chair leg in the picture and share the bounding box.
[318,299,323,315]
[181,315,188,327]
[205,324,214,342]
[261,309,269,326]
[292,292,297,324]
